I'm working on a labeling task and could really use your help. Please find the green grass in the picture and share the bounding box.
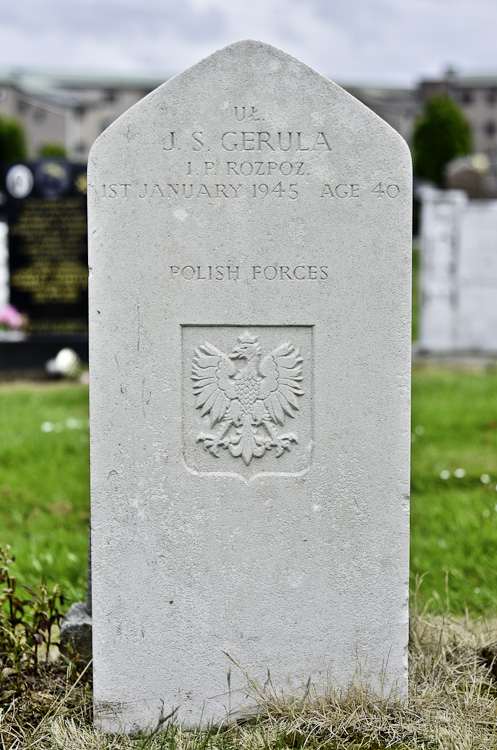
[0,382,89,603]
[3,372,497,748]
[411,367,497,613]
[2,366,497,617]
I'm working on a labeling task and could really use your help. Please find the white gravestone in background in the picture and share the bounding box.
[419,188,497,352]
[457,202,497,350]
[0,222,9,307]
[88,40,412,732]
[418,188,467,352]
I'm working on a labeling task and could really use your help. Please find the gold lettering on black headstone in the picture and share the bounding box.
[8,195,88,333]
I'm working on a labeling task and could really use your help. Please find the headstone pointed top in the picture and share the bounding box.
[90,35,408,166]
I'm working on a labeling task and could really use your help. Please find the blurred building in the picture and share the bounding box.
[5,66,497,169]
[0,69,418,161]
[419,68,497,155]
[0,71,160,160]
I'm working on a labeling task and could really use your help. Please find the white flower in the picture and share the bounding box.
[481,474,491,484]
[54,348,81,377]
[440,470,450,479]
[46,348,83,378]
[41,422,54,432]
[66,418,83,429]
[454,468,466,478]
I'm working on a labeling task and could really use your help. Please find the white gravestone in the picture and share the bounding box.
[88,40,412,733]
[419,188,467,352]
[457,202,497,350]
[419,188,497,352]
[0,222,9,307]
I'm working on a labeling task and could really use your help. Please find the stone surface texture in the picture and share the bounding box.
[88,40,411,732]
[419,187,497,352]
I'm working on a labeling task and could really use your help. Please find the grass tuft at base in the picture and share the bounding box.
[3,607,497,750]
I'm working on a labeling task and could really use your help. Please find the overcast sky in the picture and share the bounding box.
[0,0,496,86]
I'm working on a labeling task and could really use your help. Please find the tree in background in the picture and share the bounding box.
[38,142,67,159]
[0,115,27,162]
[413,95,472,186]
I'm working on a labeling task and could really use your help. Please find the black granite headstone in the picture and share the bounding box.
[4,159,88,335]
[0,159,88,371]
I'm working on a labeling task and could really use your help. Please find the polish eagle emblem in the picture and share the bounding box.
[191,331,305,465]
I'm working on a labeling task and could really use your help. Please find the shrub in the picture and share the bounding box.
[413,94,472,186]
[0,115,27,162]
[38,142,67,159]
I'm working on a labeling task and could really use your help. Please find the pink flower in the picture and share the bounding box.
[0,304,23,329]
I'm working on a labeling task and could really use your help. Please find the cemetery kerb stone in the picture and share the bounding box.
[88,40,412,732]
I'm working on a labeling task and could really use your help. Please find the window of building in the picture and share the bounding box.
[459,90,473,105]
[33,108,46,122]
[487,90,497,105]
[484,120,496,137]
[104,89,117,103]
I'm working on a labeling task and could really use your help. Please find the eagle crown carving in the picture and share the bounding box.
[191,330,305,465]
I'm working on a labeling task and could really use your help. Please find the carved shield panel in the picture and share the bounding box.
[182,324,313,480]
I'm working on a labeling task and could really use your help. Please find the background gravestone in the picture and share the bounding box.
[458,202,497,349]
[419,187,497,352]
[418,188,466,352]
[88,40,411,732]
[4,159,88,336]
[0,221,8,308]
[0,159,88,372]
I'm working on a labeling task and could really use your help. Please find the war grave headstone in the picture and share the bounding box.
[88,40,412,732]
[458,202,497,350]
[419,187,497,352]
[418,188,466,352]
[0,159,88,369]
